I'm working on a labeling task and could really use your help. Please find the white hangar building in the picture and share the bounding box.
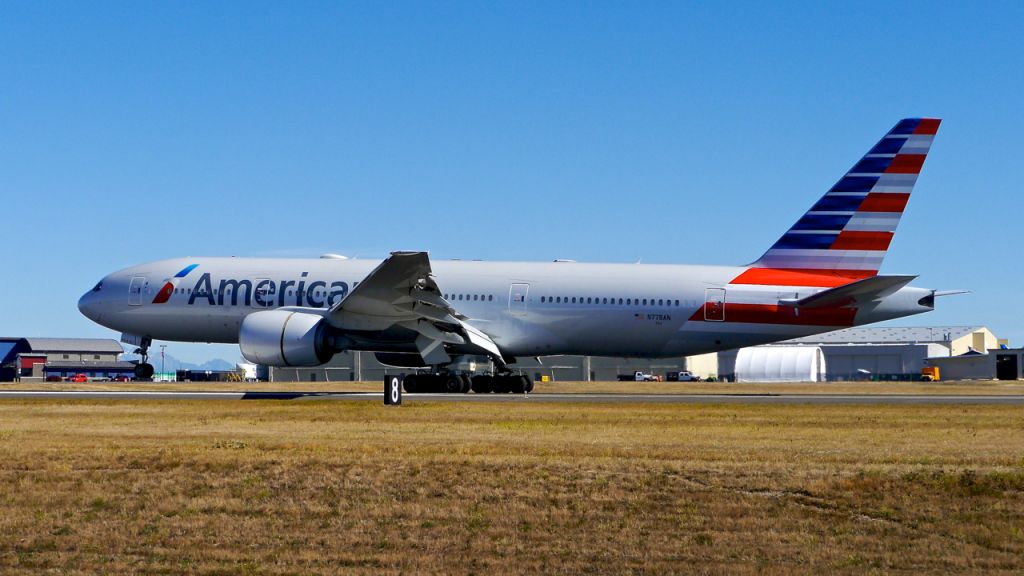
[719,326,999,382]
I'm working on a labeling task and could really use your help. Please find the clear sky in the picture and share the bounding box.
[2,2,1022,363]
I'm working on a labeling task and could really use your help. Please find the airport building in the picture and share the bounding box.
[267,351,720,382]
[925,347,1024,381]
[718,326,1001,382]
[0,337,133,381]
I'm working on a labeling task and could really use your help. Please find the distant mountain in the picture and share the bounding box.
[121,353,237,373]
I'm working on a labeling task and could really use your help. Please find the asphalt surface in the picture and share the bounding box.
[1,390,1023,404]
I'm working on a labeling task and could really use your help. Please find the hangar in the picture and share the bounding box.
[719,326,1000,382]
[926,347,1024,381]
[0,337,133,381]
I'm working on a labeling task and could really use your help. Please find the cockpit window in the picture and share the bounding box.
[92,281,103,292]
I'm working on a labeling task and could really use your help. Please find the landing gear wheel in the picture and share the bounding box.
[134,363,154,379]
[510,375,527,394]
[403,374,419,393]
[444,374,464,394]
[523,375,534,393]
[471,375,494,394]
[459,375,472,394]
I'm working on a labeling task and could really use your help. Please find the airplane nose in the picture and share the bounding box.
[78,291,99,321]
[78,282,106,322]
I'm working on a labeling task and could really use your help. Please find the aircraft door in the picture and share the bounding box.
[128,276,146,306]
[508,283,529,316]
[704,288,725,322]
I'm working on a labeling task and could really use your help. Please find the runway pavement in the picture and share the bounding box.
[1,390,1023,404]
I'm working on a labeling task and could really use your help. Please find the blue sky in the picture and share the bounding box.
[2,2,1021,363]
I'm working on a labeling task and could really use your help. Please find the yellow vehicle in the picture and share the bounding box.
[921,366,940,382]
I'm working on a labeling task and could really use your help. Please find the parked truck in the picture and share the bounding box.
[618,370,659,382]
[665,370,702,382]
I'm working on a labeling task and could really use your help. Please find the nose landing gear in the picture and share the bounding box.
[133,337,155,379]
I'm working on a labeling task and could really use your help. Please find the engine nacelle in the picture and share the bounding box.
[239,310,333,367]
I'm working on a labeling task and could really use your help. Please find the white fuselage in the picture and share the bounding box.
[78,256,933,361]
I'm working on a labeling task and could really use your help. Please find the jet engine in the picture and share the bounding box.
[239,310,333,366]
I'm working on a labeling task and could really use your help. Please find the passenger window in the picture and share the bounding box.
[473,295,478,301]
[627,299,631,305]
[571,297,576,303]
[659,299,664,306]
[586,297,592,304]
[488,295,493,301]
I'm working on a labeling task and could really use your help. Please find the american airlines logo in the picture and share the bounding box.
[155,268,352,308]
[152,264,199,304]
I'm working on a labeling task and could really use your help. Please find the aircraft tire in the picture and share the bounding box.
[523,375,534,393]
[403,374,419,393]
[509,375,526,394]
[459,375,472,393]
[471,375,493,394]
[135,363,154,379]
[492,377,510,394]
[444,374,464,394]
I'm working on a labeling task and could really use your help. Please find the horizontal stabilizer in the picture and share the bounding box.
[783,275,917,309]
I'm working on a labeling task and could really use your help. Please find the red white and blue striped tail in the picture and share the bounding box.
[750,118,940,280]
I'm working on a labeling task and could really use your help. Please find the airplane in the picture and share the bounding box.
[79,118,947,393]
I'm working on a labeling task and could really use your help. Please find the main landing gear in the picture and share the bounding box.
[402,372,534,394]
[133,337,155,379]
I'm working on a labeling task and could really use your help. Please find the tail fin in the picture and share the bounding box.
[750,118,941,278]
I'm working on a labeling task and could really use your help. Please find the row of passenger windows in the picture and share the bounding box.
[540,296,681,306]
[444,294,494,302]
[439,293,683,307]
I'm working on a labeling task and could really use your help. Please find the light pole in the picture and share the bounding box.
[160,345,167,380]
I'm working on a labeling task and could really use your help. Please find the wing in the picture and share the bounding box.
[327,251,505,366]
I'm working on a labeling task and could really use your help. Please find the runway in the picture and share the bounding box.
[2,390,1023,405]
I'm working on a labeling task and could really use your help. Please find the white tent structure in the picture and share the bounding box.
[734,346,826,383]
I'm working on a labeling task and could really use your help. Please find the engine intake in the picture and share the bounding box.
[239,310,333,367]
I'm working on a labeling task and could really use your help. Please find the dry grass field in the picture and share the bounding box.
[0,398,1022,574]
